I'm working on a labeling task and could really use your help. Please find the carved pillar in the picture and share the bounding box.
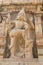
[32,14,38,58]
[35,14,42,38]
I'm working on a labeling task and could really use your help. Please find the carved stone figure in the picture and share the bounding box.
[9,8,33,59]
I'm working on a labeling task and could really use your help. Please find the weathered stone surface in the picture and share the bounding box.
[35,15,42,38]
[16,8,26,21]
[9,8,33,59]
[0,0,43,5]
[3,0,11,5]
[0,1,43,60]
[25,40,33,59]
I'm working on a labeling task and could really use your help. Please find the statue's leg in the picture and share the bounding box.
[10,36,16,58]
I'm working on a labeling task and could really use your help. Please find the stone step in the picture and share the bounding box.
[0,58,43,65]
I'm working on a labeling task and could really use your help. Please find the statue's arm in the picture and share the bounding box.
[9,42,13,50]
[23,22,29,30]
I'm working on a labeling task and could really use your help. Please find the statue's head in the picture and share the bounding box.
[16,8,27,22]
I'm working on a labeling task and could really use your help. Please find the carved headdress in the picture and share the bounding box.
[16,8,26,21]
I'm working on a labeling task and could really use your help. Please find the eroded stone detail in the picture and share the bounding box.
[9,8,33,58]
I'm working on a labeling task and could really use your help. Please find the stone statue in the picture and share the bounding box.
[9,8,33,59]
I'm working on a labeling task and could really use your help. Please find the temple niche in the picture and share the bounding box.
[0,7,38,59]
[9,8,33,59]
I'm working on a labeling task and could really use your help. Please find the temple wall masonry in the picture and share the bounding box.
[0,0,43,60]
